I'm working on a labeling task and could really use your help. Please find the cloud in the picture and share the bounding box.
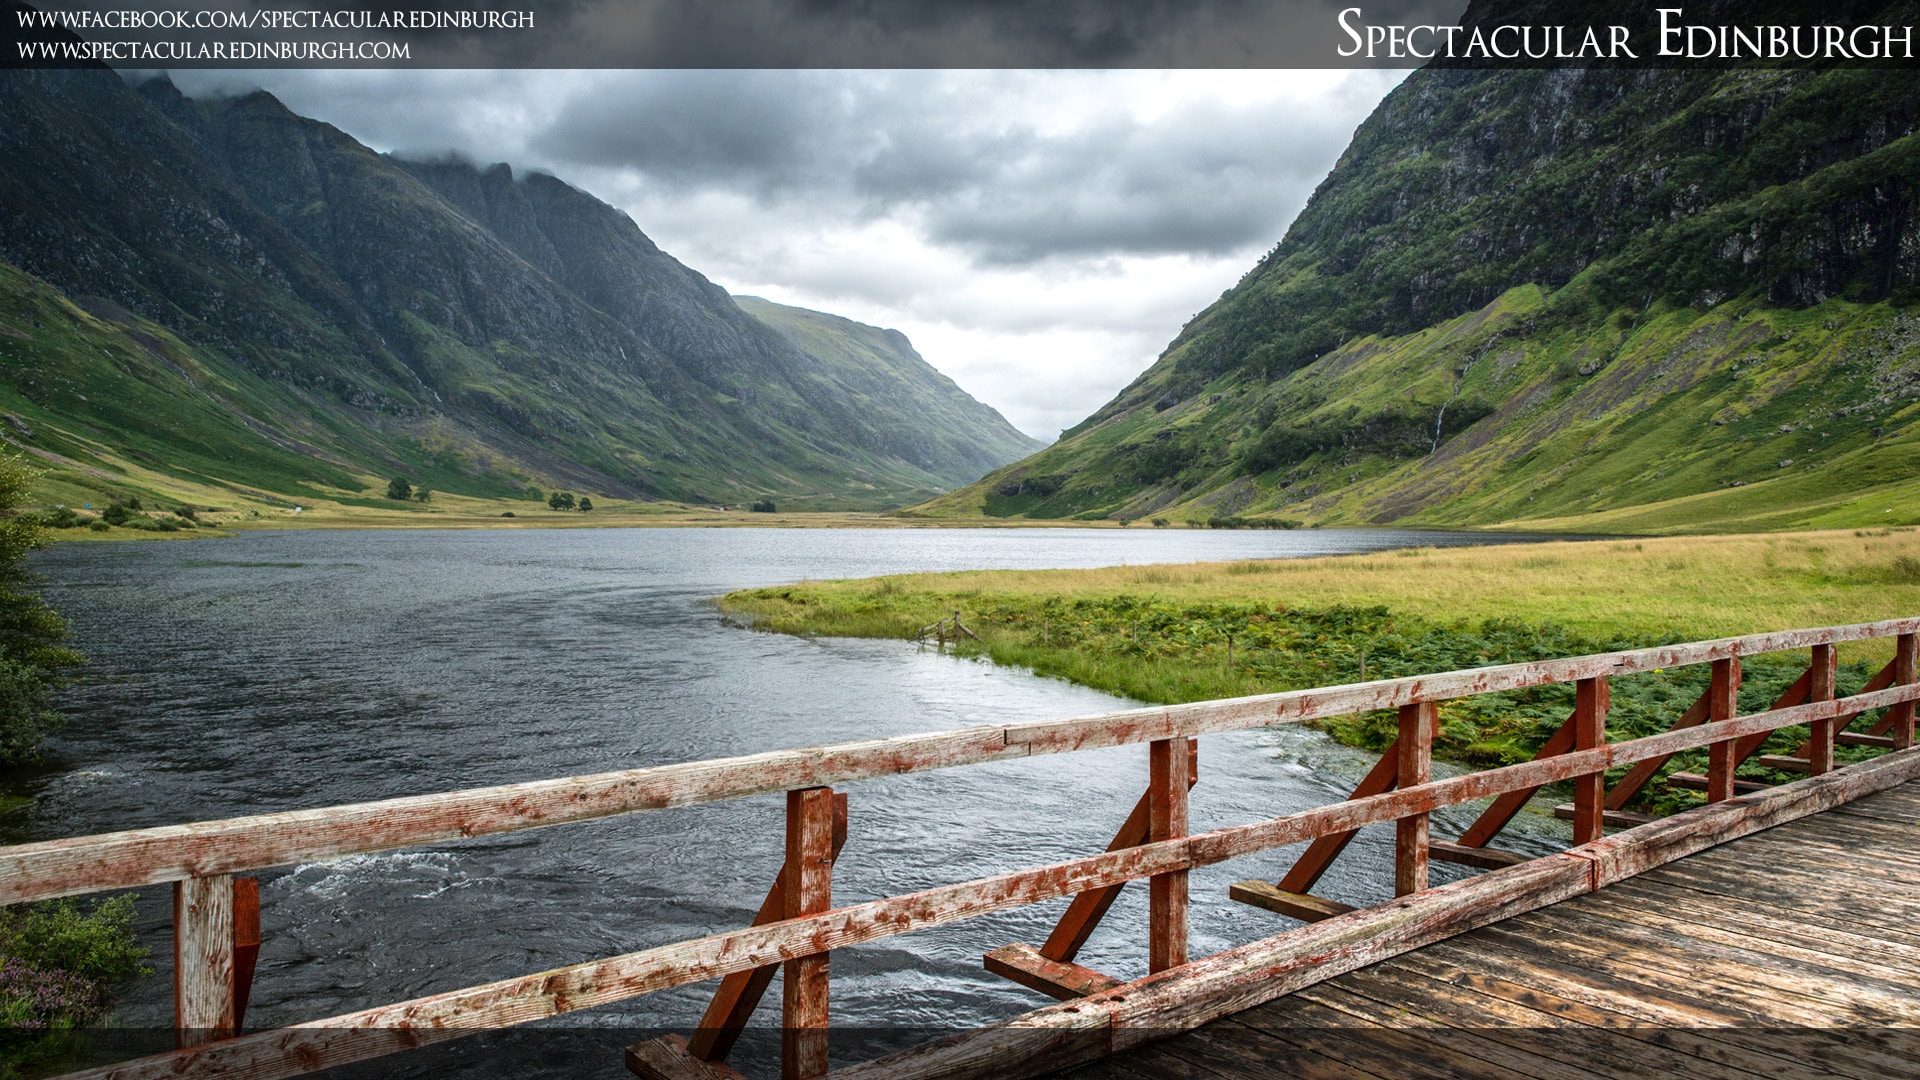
[156,68,1409,440]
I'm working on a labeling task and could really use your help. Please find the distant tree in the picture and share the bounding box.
[577,497,593,512]
[523,486,544,502]
[549,491,576,510]
[99,503,131,527]
[414,488,432,503]
[173,506,197,520]
[750,498,777,513]
[0,457,84,768]
[386,477,412,501]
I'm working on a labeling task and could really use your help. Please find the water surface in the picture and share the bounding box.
[22,527,1578,1076]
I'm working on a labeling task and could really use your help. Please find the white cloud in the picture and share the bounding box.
[163,68,1407,440]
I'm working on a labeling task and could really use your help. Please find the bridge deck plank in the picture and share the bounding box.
[1049,780,1920,1080]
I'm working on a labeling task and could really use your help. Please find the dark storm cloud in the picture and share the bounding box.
[404,0,1466,68]
[530,72,1373,265]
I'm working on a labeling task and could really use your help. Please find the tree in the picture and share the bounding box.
[385,477,412,501]
[750,498,777,513]
[413,488,432,503]
[577,497,593,512]
[0,457,84,768]
[548,491,575,510]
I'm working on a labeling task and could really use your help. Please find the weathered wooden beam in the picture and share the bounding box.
[1227,880,1354,922]
[1276,735,1400,895]
[1893,632,1917,750]
[174,875,235,1048]
[1808,644,1837,776]
[1604,687,1709,811]
[1706,657,1742,803]
[52,684,1920,1080]
[11,618,1920,906]
[783,788,834,1080]
[1147,738,1191,972]
[982,944,1122,1001]
[1753,755,1811,773]
[1664,772,1771,795]
[233,877,260,1034]
[1038,741,1194,964]
[1395,702,1435,896]
[1801,658,1894,751]
[627,1034,747,1080]
[1456,710,1576,849]
[687,794,848,1063]
[1837,732,1897,748]
[1729,667,1813,764]
[1552,804,1657,828]
[1427,840,1528,870]
[1571,677,1609,845]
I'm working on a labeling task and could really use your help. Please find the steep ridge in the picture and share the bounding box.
[0,68,1032,511]
[917,63,1920,533]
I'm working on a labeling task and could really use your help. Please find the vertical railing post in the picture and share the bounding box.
[1807,643,1837,776]
[1148,737,1192,972]
[1394,702,1436,896]
[1893,633,1917,751]
[1706,657,1742,803]
[1571,677,1610,844]
[782,787,834,1080]
[174,874,236,1048]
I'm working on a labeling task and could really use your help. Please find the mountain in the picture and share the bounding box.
[732,296,1043,486]
[916,63,1920,533]
[0,68,1034,512]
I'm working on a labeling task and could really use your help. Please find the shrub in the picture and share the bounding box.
[36,508,78,530]
[85,521,107,533]
[522,486,543,502]
[750,498,777,513]
[500,511,516,518]
[98,504,130,527]
[172,506,196,521]
[413,488,431,503]
[0,456,84,769]
[0,895,149,1076]
[385,477,412,501]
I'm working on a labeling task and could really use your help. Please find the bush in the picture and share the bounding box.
[522,486,543,502]
[172,506,196,521]
[500,511,516,518]
[413,488,431,503]
[385,477,412,501]
[548,491,575,510]
[0,895,149,1076]
[85,521,107,533]
[35,509,78,530]
[0,457,83,769]
[98,504,130,527]
[577,497,593,512]
[750,498,777,513]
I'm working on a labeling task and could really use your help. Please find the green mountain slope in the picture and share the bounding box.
[0,69,1031,512]
[917,64,1920,533]
[733,296,1043,487]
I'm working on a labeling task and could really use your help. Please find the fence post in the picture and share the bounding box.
[1572,677,1610,844]
[1706,657,1742,802]
[1807,643,1837,776]
[174,874,236,1048]
[1148,737,1192,972]
[783,787,834,1080]
[1894,633,1917,751]
[1395,702,1436,896]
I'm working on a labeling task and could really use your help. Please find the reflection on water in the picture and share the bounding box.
[22,527,1577,1077]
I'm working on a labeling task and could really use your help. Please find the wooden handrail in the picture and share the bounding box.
[14,616,1920,1080]
[6,617,1917,906]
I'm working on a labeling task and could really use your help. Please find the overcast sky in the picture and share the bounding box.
[168,69,1408,440]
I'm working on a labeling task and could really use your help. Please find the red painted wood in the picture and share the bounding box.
[1148,738,1191,972]
[232,878,260,1034]
[1706,657,1741,804]
[1456,710,1576,848]
[1277,736,1401,894]
[782,788,834,1080]
[1807,644,1837,776]
[1893,633,1918,750]
[1395,703,1435,897]
[1571,677,1609,844]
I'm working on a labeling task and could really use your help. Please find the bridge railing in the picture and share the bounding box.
[6,617,1916,1080]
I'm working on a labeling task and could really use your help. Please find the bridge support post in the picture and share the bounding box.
[1148,737,1192,972]
[1395,702,1436,896]
[1572,677,1610,844]
[1894,633,1917,750]
[174,874,235,1048]
[1808,644,1838,775]
[782,787,835,1080]
[1707,657,1742,803]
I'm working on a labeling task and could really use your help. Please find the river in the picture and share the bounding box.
[18,526,1579,1077]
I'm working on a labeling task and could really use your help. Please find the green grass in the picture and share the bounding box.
[721,528,1920,813]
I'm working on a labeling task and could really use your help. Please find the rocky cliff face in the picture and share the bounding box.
[0,68,1035,508]
[916,63,1920,533]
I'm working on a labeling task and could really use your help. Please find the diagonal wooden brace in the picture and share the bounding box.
[683,792,847,1064]
[1454,709,1577,849]
[1274,731,1406,895]
[1034,739,1197,965]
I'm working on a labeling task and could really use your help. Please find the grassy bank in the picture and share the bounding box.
[721,529,1920,813]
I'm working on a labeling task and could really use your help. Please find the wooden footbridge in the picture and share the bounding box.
[1,618,1915,1080]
